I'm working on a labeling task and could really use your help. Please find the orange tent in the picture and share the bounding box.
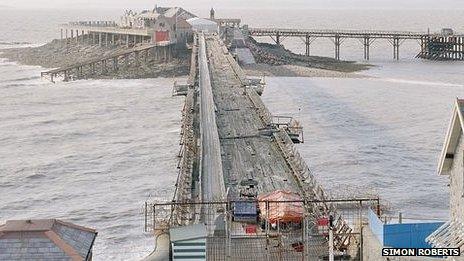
[258,190,303,223]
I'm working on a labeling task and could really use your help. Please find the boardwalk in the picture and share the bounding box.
[146,32,363,260]
[179,33,355,259]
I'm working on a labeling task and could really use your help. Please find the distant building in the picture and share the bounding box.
[428,98,464,257]
[0,219,97,261]
[442,28,454,36]
[186,18,219,33]
[119,6,196,46]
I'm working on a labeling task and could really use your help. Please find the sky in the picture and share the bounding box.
[1,0,464,10]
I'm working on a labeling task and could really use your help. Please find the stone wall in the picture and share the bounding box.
[447,134,464,223]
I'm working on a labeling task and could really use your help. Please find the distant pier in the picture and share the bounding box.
[247,27,464,61]
[417,34,464,60]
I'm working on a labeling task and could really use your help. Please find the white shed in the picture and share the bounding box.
[170,224,207,260]
[186,18,218,33]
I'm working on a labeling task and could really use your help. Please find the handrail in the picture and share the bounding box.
[249,27,428,36]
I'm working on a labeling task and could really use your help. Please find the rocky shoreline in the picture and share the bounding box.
[0,36,370,80]
[244,36,371,77]
[0,38,190,79]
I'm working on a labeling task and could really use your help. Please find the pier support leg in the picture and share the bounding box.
[126,35,130,47]
[135,51,139,67]
[134,35,137,45]
[305,34,310,56]
[113,57,118,71]
[112,34,115,45]
[276,32,280,46]
[60,29,63,47]
[71,29,74,40]
[76,30,79,45]
[105,33,108,46]
[393,38,400,60]
[363,36,370,60]
[99,33,102,47]
[334,35,341,60]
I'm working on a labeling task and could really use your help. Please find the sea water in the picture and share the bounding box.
[1,8,464,260]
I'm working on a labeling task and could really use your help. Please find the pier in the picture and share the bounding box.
[60,22,154,47]
[144,32,380,260]
[417,34,464,60]
[40,43,173,82]
[247,28,464,60]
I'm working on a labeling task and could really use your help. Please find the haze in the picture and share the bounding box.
[1,0,464,9]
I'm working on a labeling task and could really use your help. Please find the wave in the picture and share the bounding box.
[0,75,41,83]
[0,41,32,45]
[376,77,464,87]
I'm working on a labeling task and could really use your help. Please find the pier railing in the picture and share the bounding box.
[144,198,381,259]
[68,21,117,27]
[249,28,428,38]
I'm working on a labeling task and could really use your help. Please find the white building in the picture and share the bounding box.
[427,98,464,259]
[186,17,219,33]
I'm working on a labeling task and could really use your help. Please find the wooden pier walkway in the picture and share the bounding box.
[164,33,353,259]
[41,43,172,82]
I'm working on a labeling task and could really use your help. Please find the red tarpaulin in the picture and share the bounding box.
[258,190,303,223]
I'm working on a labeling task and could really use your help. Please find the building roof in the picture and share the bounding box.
[133,7,196,23]
[138,12,161,20]
[186,17,218,26]
[0,219,97,261]
[163,7,196,20]
[169,224,207,242]
[176,19,192,29]
[427,220,464,250]
[437,98,464,175]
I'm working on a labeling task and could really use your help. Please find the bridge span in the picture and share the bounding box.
[248,27,464,60]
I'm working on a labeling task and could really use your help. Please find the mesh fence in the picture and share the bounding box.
[143,198,380,260]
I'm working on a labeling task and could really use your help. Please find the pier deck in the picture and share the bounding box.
[205,35,299,197]
[147,32,371,260]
